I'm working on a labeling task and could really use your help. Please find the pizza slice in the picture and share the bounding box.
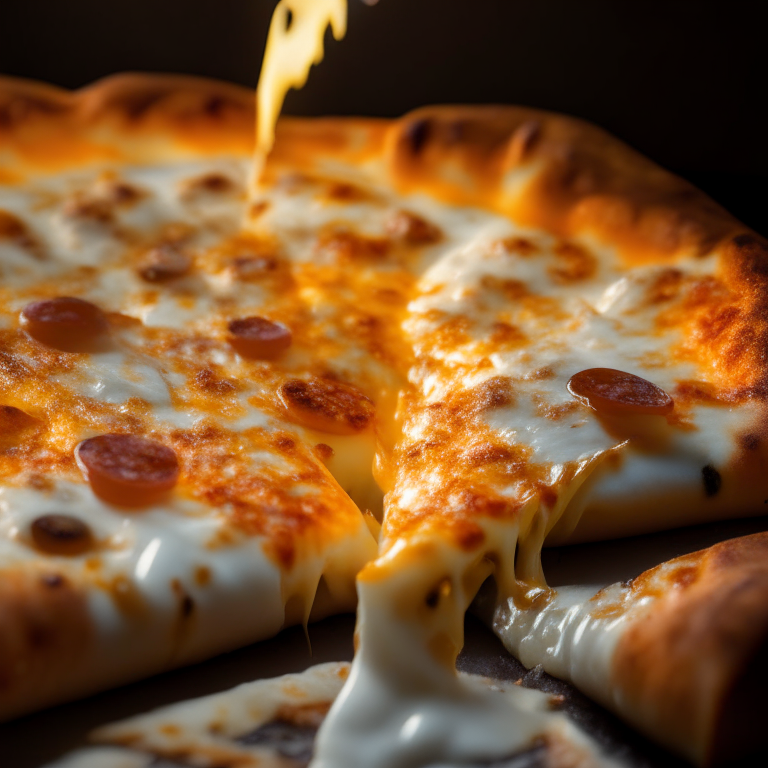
[482,531,768,766]
[303,108,768,767]
[0,74,383,720]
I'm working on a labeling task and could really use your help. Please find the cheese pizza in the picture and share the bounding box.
[2,16,768,768]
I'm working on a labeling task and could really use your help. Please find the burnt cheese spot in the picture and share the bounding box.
[702,464,722,497]
[31,514,94,557]
[471,376,516,411]
[508,120,542,165]
[0,209,42,257]
[138,244,192,282]
[386,210,442,245]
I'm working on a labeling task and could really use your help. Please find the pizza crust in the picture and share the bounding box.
[611,532,768,765]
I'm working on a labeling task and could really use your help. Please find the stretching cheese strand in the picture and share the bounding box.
[253,0,347,184]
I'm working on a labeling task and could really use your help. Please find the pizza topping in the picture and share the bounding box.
[138,244,192,282]
[181,172,237,198]
[228,316,292,360]
[567,368,674,415]
[230,253,279,279]
[30,514,94,556]
[20,297,109,352]
[386,210,442,245]
[0,209,41,256]
[75,434,180,507]
[278,377,374,434]
[62,193,114,223]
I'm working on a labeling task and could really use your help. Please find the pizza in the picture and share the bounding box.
[1,23,768,768]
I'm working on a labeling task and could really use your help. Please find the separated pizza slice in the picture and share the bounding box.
[481,531,768,766]
[312,108,768,767]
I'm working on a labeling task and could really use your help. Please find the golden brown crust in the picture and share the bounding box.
[612,533,768,765]
[0,567,93,720]
[3,75,764,397]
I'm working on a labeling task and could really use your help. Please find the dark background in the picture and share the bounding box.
[1,0,767,233]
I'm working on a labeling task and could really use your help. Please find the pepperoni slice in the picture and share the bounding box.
[76,434,180,507]
[567,368,674,415]
[228,317,292,360]
[31,514,94,556]
[278,377,375,435]
[20,297,108,352]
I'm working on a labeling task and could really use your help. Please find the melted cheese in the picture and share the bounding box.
[254,0,347,182]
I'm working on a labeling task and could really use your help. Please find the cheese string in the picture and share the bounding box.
[252,0,349,187]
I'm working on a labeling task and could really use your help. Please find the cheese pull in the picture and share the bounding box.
[254,0,348,183]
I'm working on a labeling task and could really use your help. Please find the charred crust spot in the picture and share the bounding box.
[121,90,166,120]
[40,573,65,589]
[61,194,114,223]
[508,120,542,165]
[447,119,467,144]
[204,95,226,117]
[0,94,66,129]
[494,237,539,257]
[702,464,722,497]
[181,172,236,197]
[404,118,431,154]
[317,230,390,262]
[740,433,761,451]
[138,243,192,282]
[671,565,699,588]
[549,241,597,284]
